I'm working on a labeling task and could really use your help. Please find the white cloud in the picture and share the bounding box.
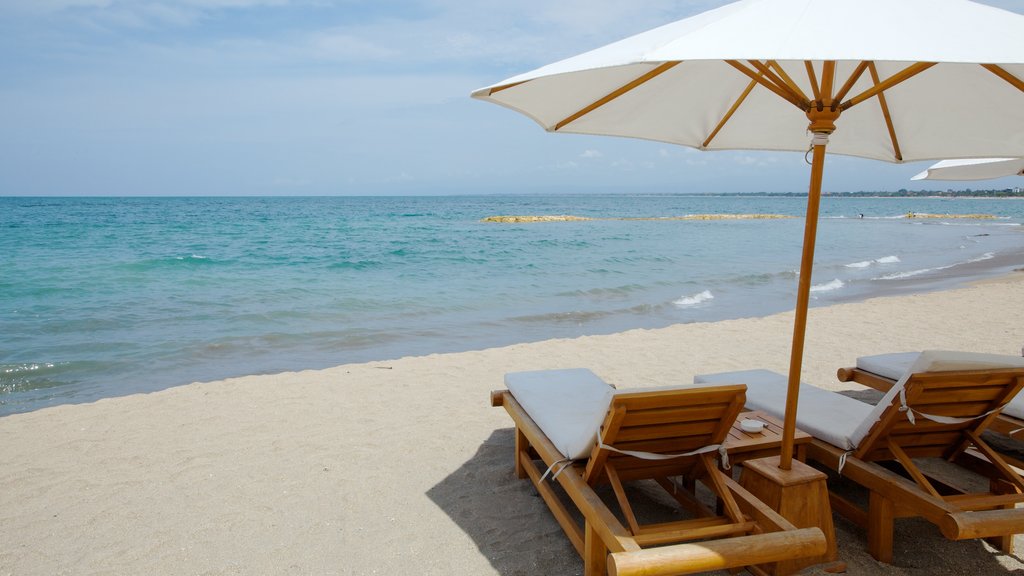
[579,149,602,158]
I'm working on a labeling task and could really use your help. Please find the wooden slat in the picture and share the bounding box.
[615,421,720,443]
[611,462,699,483]
[945,492,1024,509]
[633,520,756,547]
[884,431,965,447]
[554,62,681,131]
[916,387,1008,403]
[616,385,743,408]
[636,516,734,534]
[913,370,1024,385]
[836,367,892,390]
[616,405,728,427]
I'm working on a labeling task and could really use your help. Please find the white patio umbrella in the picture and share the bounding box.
[473,0,1024,469]
[912,158,1024,181]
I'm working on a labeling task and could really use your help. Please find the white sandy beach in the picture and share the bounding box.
[3,273,1024,576]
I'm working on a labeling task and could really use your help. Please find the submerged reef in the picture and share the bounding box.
[482,214,794,223]
[904,212,999,219]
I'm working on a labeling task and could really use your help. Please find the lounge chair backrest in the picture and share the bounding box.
[584,384,745,484]
[505,368,616,460]
[849,350,1024,453]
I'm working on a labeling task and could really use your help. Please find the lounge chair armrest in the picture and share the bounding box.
[941,508,1024,541]
[607,527,826,576]
[490,389,507,407]
[836,367,855,382]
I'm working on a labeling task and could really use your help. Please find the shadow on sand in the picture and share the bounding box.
[425,428,579,575]
[428,426,1024,575]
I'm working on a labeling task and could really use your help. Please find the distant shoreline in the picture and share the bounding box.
[688,191,1024,199]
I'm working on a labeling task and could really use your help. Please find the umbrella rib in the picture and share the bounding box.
[484,80,527,96]
[831,61,870,110]
[552,61,681,131]
[841,62,936,110]
[867,62,903,162]
[982,64,1024,92]
[805,62,821,102]
[726,60,807,110]
[768,60,810,103]
[703,77,760,149]
[748,60,810,108]
[819,61,836,110]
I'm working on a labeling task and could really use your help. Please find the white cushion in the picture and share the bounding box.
[697,351,1024,451]
[850,350,1024,446]
[856,352,919,380]
[855,350,1024,423]
[1007,394,1024,420]
[695,369,872,450]
[505,368,614,460]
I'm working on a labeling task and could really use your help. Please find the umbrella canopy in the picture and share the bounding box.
[473,0,1023,162]
[472,0,1024,469]
[912,158,1024,181]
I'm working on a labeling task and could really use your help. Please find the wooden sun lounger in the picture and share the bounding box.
[491,382,826,576]
[811,367,1024,563]
[838,364,1024,465]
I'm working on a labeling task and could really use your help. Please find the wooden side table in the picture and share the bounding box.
[722,410,812,466]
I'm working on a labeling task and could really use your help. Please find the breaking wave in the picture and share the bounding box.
[674,290,714,308]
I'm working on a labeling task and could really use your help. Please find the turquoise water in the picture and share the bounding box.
[2,195,1023,415]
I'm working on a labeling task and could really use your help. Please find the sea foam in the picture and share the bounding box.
[674,290,714,308]
[810,279,844,292]
[845,255,900,268]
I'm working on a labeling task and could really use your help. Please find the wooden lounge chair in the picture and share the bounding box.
[491,368,827,576]
[696,352,1024,564]
[837,350,1024,467]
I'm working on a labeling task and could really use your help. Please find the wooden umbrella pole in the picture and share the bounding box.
[780,110,839,470]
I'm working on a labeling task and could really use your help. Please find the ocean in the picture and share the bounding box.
[2,194,1023,416]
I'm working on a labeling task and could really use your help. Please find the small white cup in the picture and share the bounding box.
[740,418,765,433]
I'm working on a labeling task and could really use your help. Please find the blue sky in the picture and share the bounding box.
[1,0,1021,196]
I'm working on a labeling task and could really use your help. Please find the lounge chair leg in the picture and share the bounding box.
[515,427,528,479]
[867,491,895,564]
[986,532,1014,555]
[584,520,607,576]
[985,504,1015,554]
